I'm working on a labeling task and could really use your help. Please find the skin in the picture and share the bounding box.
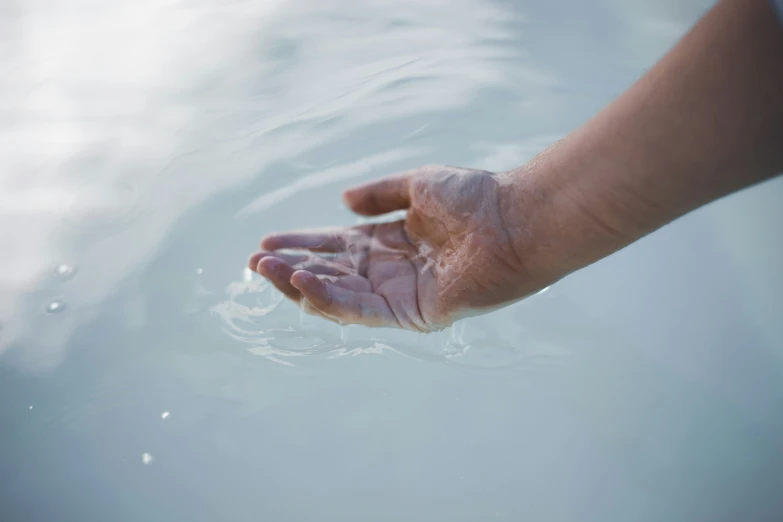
[249,0,783,332]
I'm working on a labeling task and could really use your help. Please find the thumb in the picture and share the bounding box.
[343,173,413,216]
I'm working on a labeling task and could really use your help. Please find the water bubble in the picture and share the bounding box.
[45,300,66,314]
[54,264,76,278]
[28,405,33,410]
[161,411,170,420]
[141,453,154,465]
[196,268,204,275]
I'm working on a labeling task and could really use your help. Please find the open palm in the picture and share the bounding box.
[249,166,535,331]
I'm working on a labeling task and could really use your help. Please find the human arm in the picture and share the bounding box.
[498,0,783,281]
[250,0,783,331]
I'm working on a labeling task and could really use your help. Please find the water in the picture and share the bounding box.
[44,299,66,314]
[54,264,76,279]
[2,0,783,520]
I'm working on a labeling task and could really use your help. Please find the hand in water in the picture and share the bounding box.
[248,1,783,332]
[249,166,543,332]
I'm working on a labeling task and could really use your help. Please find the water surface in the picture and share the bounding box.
[2,0,783,520]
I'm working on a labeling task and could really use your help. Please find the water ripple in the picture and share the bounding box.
[59,178,150,235]
[212,271,570,370]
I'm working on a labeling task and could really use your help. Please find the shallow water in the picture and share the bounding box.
[2,0,783,520]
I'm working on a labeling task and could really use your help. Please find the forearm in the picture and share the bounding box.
[501,0,783,277]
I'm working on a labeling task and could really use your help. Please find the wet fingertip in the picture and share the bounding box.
[290,270,331,305]
[260,235,281,250]
[341,187,368,214]
[342,185,360,199]
[256,256,284,276]
[248,252,263,271]
[248,250,274,271]
[290,269,316,288]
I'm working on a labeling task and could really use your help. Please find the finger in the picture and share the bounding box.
[261,230,347,253]
[249,250,307,272]
[298,297,333,320]
[250,250,303,270]
[289,270,400,328]
[343,173,412,216]
[248,251,267,271]
[250,251,354,276]
[256,257,301,302]
[330,274,373,293]
[300,260,355,277]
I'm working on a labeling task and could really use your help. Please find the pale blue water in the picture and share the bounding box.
[2,0,783,521]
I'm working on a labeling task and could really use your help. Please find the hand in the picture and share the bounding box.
[249,166,549,332]
[249,0,783,333]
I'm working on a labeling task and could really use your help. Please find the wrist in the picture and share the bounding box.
[495,144,637,283]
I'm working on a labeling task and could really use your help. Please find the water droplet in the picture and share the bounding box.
[141,453,154,465]
[54,264,76,278]
[161,411,170,420]
[535,286,550,296]
[196,268,204,275]
[45,300,65,314]
[28,405,33,410]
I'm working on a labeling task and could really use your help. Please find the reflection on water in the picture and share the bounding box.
[3,0,783,520]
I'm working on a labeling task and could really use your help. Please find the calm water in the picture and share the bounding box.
[2,0,783,520]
